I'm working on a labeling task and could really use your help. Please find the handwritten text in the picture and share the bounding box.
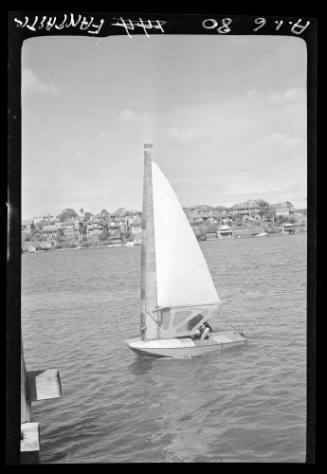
[202,17,310,35]
[14,13,105,35]
[111,17,166,38]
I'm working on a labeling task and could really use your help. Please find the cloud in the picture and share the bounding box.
[165,126,209,146]
[286,137,303,148]
[119,109,142,122]
[270,131,286,142]
[268,87,306,104]
[246,88,258,98]
[269,132,303,148]
[22,68,59,95]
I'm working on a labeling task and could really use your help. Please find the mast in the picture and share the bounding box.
[140,144,159,340]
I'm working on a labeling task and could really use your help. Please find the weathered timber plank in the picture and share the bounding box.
[21,422,40,452]
[21,353,31,423]
[27,369,62,401]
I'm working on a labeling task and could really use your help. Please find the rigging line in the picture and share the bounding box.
[219,314,244,335]
[146,310,160,326]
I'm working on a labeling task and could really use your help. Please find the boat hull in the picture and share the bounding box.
[126,331,246,358]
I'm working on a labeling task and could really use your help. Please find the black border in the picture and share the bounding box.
[7,11,317,465]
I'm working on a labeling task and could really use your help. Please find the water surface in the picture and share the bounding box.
[22,233,307,463]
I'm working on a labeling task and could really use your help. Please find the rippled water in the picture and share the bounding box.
[21,233,307,463]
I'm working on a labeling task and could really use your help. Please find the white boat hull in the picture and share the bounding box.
[126,331,246,358]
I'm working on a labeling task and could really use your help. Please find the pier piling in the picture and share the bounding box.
[21,336,62,463]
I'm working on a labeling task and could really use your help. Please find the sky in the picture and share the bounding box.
[22,34,307,219]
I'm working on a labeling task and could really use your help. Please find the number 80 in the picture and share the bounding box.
[202,18,232,34]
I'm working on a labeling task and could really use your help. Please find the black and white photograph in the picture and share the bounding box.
[8,12,316,464]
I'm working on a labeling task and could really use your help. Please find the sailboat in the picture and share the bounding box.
[126,144,246,358]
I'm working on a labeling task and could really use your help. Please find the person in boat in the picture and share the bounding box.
[203,321,212,332]
[198,321,213,340]
[193,328,202,340]
[200,325,210,340]
[193,321,212,341]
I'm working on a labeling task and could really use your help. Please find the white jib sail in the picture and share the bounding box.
[151,161,220,309]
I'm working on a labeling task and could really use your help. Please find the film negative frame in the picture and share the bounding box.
[7,11,317,464]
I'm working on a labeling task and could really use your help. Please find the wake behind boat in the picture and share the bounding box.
[126,144,246,358]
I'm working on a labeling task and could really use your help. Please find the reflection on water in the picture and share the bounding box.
[22,234,306,463]
[142,347,248,462]
[129,356,155,375]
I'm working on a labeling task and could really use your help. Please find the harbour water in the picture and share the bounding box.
[21,233,307,463]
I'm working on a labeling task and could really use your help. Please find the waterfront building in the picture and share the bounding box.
[217,224,233,239]
[283,222,295,234]
[206,231,218,240]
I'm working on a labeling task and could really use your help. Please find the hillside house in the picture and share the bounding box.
[230,200,261,219]
[22,219,34,234]
[213,211,232,225]
[41,223,61,240]
[131,225,142,244]
[184,207,215,223]
[184,208,201,223]
[293,210,307,226]
[114,207,128,217]
[109,217,125,228]
[109,227,122,244]
[62,223,77,239]
[271,201,294,217]
[87,220,104,237]
[88,227,103,238]
[33,214,56,225]
[127,214,142,226]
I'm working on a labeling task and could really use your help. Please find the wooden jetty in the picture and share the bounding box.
[21,336,62,463]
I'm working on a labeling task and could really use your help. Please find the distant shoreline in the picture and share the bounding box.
[22,229,306,254]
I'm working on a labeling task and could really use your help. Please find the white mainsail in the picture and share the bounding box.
[151,161,220,308]
[140,144,221,340]
[129,145,246,351]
